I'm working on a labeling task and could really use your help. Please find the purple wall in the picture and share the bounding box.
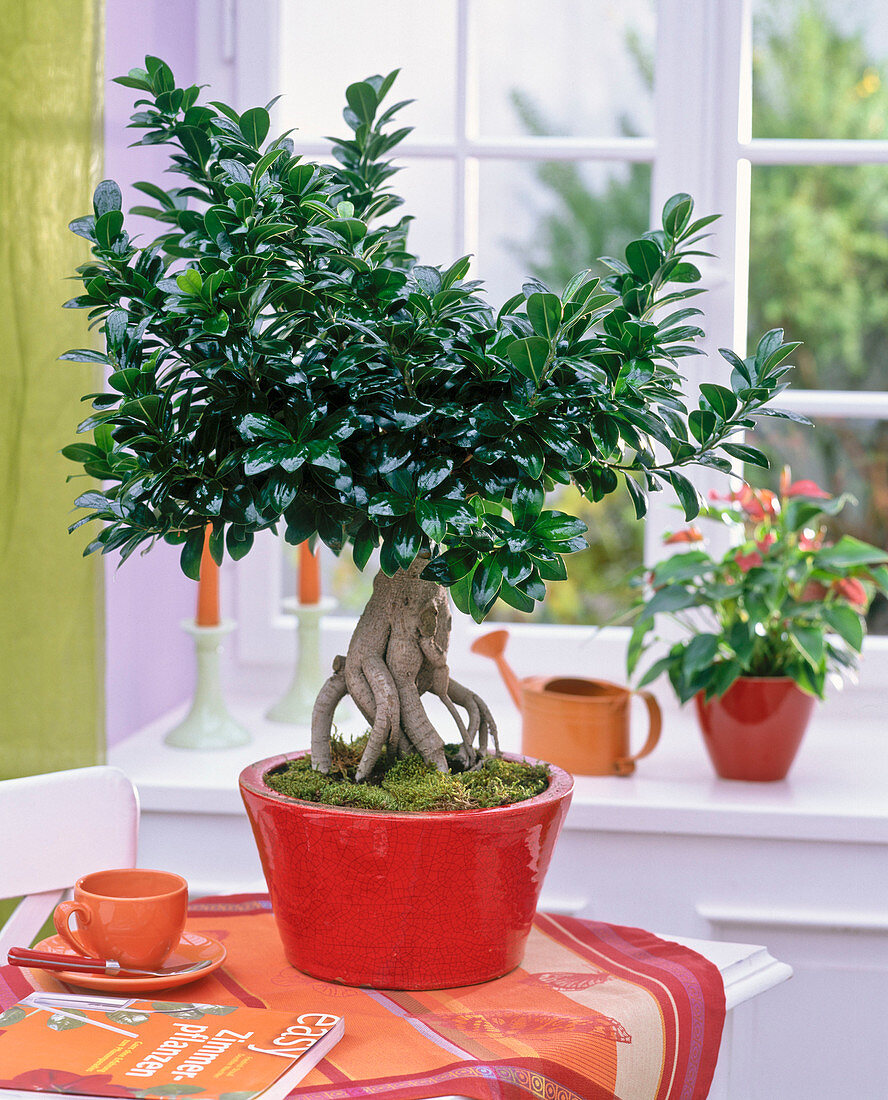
[104,2,200,744]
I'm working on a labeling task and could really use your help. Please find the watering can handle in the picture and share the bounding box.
[613,690,662,776]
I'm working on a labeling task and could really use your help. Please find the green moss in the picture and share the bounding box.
[263,734,550,812]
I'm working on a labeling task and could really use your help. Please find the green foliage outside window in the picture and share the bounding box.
[511,0,888,629]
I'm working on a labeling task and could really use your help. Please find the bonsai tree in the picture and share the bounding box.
[63,57,797,781]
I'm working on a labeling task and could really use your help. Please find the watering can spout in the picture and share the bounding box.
[470,629,524,710]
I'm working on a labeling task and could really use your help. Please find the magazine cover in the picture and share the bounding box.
[0,993,343,1099]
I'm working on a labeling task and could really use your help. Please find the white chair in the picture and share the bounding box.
[0,766,139,955]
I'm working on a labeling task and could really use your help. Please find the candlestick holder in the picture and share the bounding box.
[266,597,338,725]
[164,620,251,749]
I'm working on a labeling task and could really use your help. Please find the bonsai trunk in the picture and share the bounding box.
[311,559,499,780]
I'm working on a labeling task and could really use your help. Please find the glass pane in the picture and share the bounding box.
[392,158,458,266]
[488,486,643,626]
[477,159,652,307]
[746,417,888,634]
[748,164,888,390]
[752,0,888,140]
[472,0,656,139]
[279,1,457,144]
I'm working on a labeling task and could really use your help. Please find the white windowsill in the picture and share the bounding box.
[110,659,888,846]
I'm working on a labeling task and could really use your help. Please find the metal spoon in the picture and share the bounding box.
[8,946,214,979]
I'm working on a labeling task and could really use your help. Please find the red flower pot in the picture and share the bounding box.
[694,677,816,781]
[239,752,573,989]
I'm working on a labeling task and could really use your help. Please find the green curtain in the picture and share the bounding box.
[0,0,105,779]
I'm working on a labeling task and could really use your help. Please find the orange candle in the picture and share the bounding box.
[196,526,220,627]
[298,541,321,605]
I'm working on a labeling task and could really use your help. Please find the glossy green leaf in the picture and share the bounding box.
[236,413,291,442]
[178,126,212,165]
[239,106,270,146]
[625,237,663,282]
[345,81,377,125]
[511,482,544,528]
[688,409,718,443]
[413,265,443,296]
[94,210,124,249]
[665,469,701,520]
[720,442,770,467]
[526,292,562,340]
[471,558,503,619]
[93,179,122,216]
[662,192,693,238]
[699,383,738,420]
[180,529,205,580]
[506,336,549,384]
[251,146,285,184]
[789,624,824,666]
[624,474,647,519]
[682,632,719,673]
[823,604,864,650]
[498,580,536,613]
[176,268,203,295]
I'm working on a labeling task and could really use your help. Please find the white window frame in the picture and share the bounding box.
[199,0,888,702]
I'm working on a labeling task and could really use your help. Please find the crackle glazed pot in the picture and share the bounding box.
[694,676,816,781]
[239,751,573,989]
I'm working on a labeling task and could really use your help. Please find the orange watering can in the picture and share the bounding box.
[471,629,661,776]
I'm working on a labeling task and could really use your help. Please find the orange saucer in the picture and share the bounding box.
[26,931,226,992]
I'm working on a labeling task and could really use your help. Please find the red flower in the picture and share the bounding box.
[783,478,830,500]
[734,549,763,573]
[832,577,868,608]
[756,531,776,554]
[799,530,824,551]
[742,486,777,519]
[801,581,829,602]
[712,485,777,521]
[664,526,704,545]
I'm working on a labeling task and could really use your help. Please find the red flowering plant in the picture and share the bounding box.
[626,470,888,702]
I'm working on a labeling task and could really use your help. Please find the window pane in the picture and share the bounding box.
[392,158,458,265]
[279,1,457,144]
[473,155,651,622]
[752,0,888,140]
[476,159,652,307]
[472,0,655,140]
[748,164,888,390]
[746,417,888,634]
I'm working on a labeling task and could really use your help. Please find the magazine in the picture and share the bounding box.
[0,992,343,1100]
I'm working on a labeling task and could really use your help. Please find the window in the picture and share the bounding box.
[745,0,888,634]
[201,0,888,698]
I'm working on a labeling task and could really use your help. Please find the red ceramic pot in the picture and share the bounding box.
[694,676,816,781]
[239,752,573,989]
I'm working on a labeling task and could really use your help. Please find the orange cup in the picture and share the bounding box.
[53,868,188,970]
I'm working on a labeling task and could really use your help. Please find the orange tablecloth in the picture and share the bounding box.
[3,894,725,1100]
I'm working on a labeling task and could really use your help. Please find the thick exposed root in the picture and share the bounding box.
[310,670,347,774]
[448,678,500,760]
[309,560,500,779]
[354,657,400,782]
